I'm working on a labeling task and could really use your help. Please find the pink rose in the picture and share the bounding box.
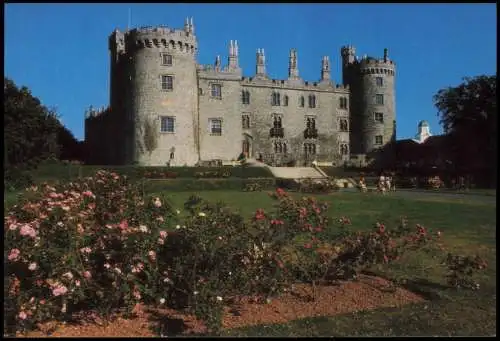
[8,249,20,261]
[83,271,92,279]
[28,262,37,271]
[52,285,68,296]
[159,230,168,239]
[18,311,27,320]
[20,224,37,238]
[148,251,156,261]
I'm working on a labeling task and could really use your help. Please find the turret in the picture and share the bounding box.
[288,48,299,79]
[228,40,239,69]
[256,48,266,78]
[341,45,356,66]
[184,17,195,35]
[215,55,221,71]
[320,56,330,82]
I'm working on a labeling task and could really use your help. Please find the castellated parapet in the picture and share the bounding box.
[85,19,397,167]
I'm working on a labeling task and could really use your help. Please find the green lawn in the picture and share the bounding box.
[156,190,496,337]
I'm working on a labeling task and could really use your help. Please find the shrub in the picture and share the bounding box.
[5,179,486,336]
[4,171,180,335]
[242,182,262,192]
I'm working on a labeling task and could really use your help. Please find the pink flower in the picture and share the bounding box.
[18,311,27,320]
[40,299,46,305]
[156,216,164,222]
[82,190,95,198]
[437,231,442,237]
[104,263,111,269]
[133,290,142,300]
[28,262,37,271]
[61,206,70,211]
[88,203,96,210]
[8,249,20,261]
[304,243,312,249]
[20,224,37,238]
[80,247,92,254]
[148,251,156,261]
[83,271,92,279]
[153,198,162,208]
[77,224,85,234]
[52,285,68,296]
[158,238,165,245]
[159,230,168,239]
[255,209,265,220]
[75,280,81,287]
[119,220,129,231]
[9,223,18,231]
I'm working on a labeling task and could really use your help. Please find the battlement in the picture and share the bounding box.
[85,106,109,120]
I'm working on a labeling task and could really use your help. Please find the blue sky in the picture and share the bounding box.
[5,3,496,141]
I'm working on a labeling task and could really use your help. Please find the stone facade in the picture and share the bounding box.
[85,19,397,167]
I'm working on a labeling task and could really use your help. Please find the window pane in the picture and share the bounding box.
[211,119,222,135]
[161,116,174,132]
[211,84,221,98]
[376,94,384,105]
[162,54,172,65]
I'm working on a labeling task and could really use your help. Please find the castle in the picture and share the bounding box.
[85,18,396,167]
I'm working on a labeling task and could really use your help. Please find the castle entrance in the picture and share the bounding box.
[242,133,253,158]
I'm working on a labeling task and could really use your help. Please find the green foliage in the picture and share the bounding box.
[5,178,489,336]
[142,178,276,192]
[433,74,497,185]
[4,78,61,168]
[143,119,159,156]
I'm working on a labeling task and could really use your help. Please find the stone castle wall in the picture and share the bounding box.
[85,20,397,167]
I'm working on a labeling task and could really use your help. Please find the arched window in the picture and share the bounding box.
[242,90,250,104]
[283,95,289,106]
[271,92,281,106]
[299,96,305,107]
[283,143,287,154]
[308,95,316,108]
[340,119,348,132]
[340,143,349,155]
[339,97,348,109]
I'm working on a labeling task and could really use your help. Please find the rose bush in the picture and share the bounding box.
[4,180,488,336]
[4,171,179,334]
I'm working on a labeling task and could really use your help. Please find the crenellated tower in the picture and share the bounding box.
[341,45,396,157]
[107,19,199,165]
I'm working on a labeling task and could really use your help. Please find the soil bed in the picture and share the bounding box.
[17,274,425,337]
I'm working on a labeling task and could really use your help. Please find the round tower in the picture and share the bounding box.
[121,22,199,166]
[357,49,396,154]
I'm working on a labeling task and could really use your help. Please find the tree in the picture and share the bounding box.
[433,74,497,186]
[4,77,61,169]
[143,117,159,158]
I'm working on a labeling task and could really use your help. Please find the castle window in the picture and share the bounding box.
[161,75,173,91]
[211,84,222,99]
[283,95,289,106]
[273,116,283,128]
[271,92,281,106]
[375,94,384,105]
[299,96,305,107]
[242,90,250,104]
[339,97,348,109]
[340,143,349,155]
[160,116,175,133]
[209,118,222,136]
[339,119,348,132]
[374,112,384,123]
[161,53,173,66]
[304,143,317,155]
[242,114,250,129]
[308,95,316,108]
[375,135,383,145]
[376,77,383,86]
